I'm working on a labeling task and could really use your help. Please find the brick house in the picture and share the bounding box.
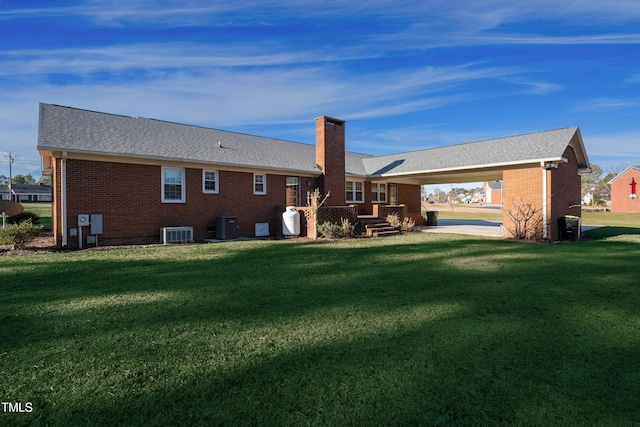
[609,166,640,213]
[37,103,589,247]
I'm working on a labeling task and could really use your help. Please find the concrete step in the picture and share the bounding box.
[364,222,392,229]
[371,229,401,237]
[365,225,398,236]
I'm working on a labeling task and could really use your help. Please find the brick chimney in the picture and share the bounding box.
[315,116,346,205]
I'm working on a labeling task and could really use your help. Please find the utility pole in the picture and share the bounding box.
[8,152,14,202]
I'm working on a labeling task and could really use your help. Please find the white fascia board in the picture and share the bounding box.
[42,148,321,176]
[375,157,565,178]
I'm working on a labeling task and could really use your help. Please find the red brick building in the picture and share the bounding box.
[37,103,589,246]
[483,181,502,205]
[609,166,640,213]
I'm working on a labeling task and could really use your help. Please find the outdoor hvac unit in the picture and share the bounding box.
[215,216,237,240]
[161,226,194,244]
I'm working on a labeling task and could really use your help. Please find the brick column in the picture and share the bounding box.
[315,116,346,206]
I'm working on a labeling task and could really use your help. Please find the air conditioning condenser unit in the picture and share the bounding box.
[161,226,193,244]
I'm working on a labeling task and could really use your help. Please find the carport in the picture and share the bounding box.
[364,127,590,241]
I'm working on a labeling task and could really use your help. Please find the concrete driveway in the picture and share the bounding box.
[418,218,600,239]
[417,219,503,237]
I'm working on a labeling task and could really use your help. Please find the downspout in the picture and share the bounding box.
[61,152,68,247]
[541,161,548,239]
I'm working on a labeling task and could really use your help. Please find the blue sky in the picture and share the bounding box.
[1,0,639,182]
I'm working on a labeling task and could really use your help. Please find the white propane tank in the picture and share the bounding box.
[282,206,300,237]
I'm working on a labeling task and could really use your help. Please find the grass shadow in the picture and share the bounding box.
[584,226,640,241]
[2,234,640,425]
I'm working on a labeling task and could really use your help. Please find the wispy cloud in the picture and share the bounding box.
[501,77,563,95]
[571,98,638,112]
[1,0,640,175]
[0,44,337,76]
[583,131,640,159]
[4,1,640,28]
[626,73,640,83]
[16,62,514,126]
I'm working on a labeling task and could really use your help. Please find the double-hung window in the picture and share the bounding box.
[371,183,387,203]
[286,176,300,206]
[203,170,219,194]
[346,180,364,203]
[254,173,267,195]
[162,167,185,203]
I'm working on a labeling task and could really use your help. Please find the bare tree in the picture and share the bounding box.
[306,188,331,240]
[503,199,544,240]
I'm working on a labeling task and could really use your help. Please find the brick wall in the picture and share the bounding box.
[55,158,317,246]
[549,146,582,240]
[610,168,640,213]
[503,166,545,239]
[398,183,423,224]
[503,147,582,241]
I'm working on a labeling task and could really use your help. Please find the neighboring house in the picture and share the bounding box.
[483,181,502,205]
[609,166,640,213]
[0,184,53,202]
[582,192,594,206]
[37,103,589,247]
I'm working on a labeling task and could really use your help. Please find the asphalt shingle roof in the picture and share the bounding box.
[37,103,587,179]
[362,127,582,177]
[38,103,321,174]
[1,184,52,195]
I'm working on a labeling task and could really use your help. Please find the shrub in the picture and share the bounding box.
[401,216,416,231]
[317,221,342,239]
[7,210,41,225]
[386,213,401,228]
[317,219,356,239]
[386,213,415,231]
[0,220,43,250]
[340,218,355,238]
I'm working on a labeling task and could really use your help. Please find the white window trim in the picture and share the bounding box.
[346,180,364,203]
[202,169,219,194]
[254,173,267,195]
[372,182,387,203]
[162,167,186,203]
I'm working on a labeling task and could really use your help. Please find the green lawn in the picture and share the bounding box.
[435,205,640,228]
[2,230,639,426]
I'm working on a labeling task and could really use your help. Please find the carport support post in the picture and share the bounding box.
[542,162,548,239]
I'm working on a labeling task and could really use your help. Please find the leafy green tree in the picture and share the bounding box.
[12,174,36,184]
[37,176,52,186]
